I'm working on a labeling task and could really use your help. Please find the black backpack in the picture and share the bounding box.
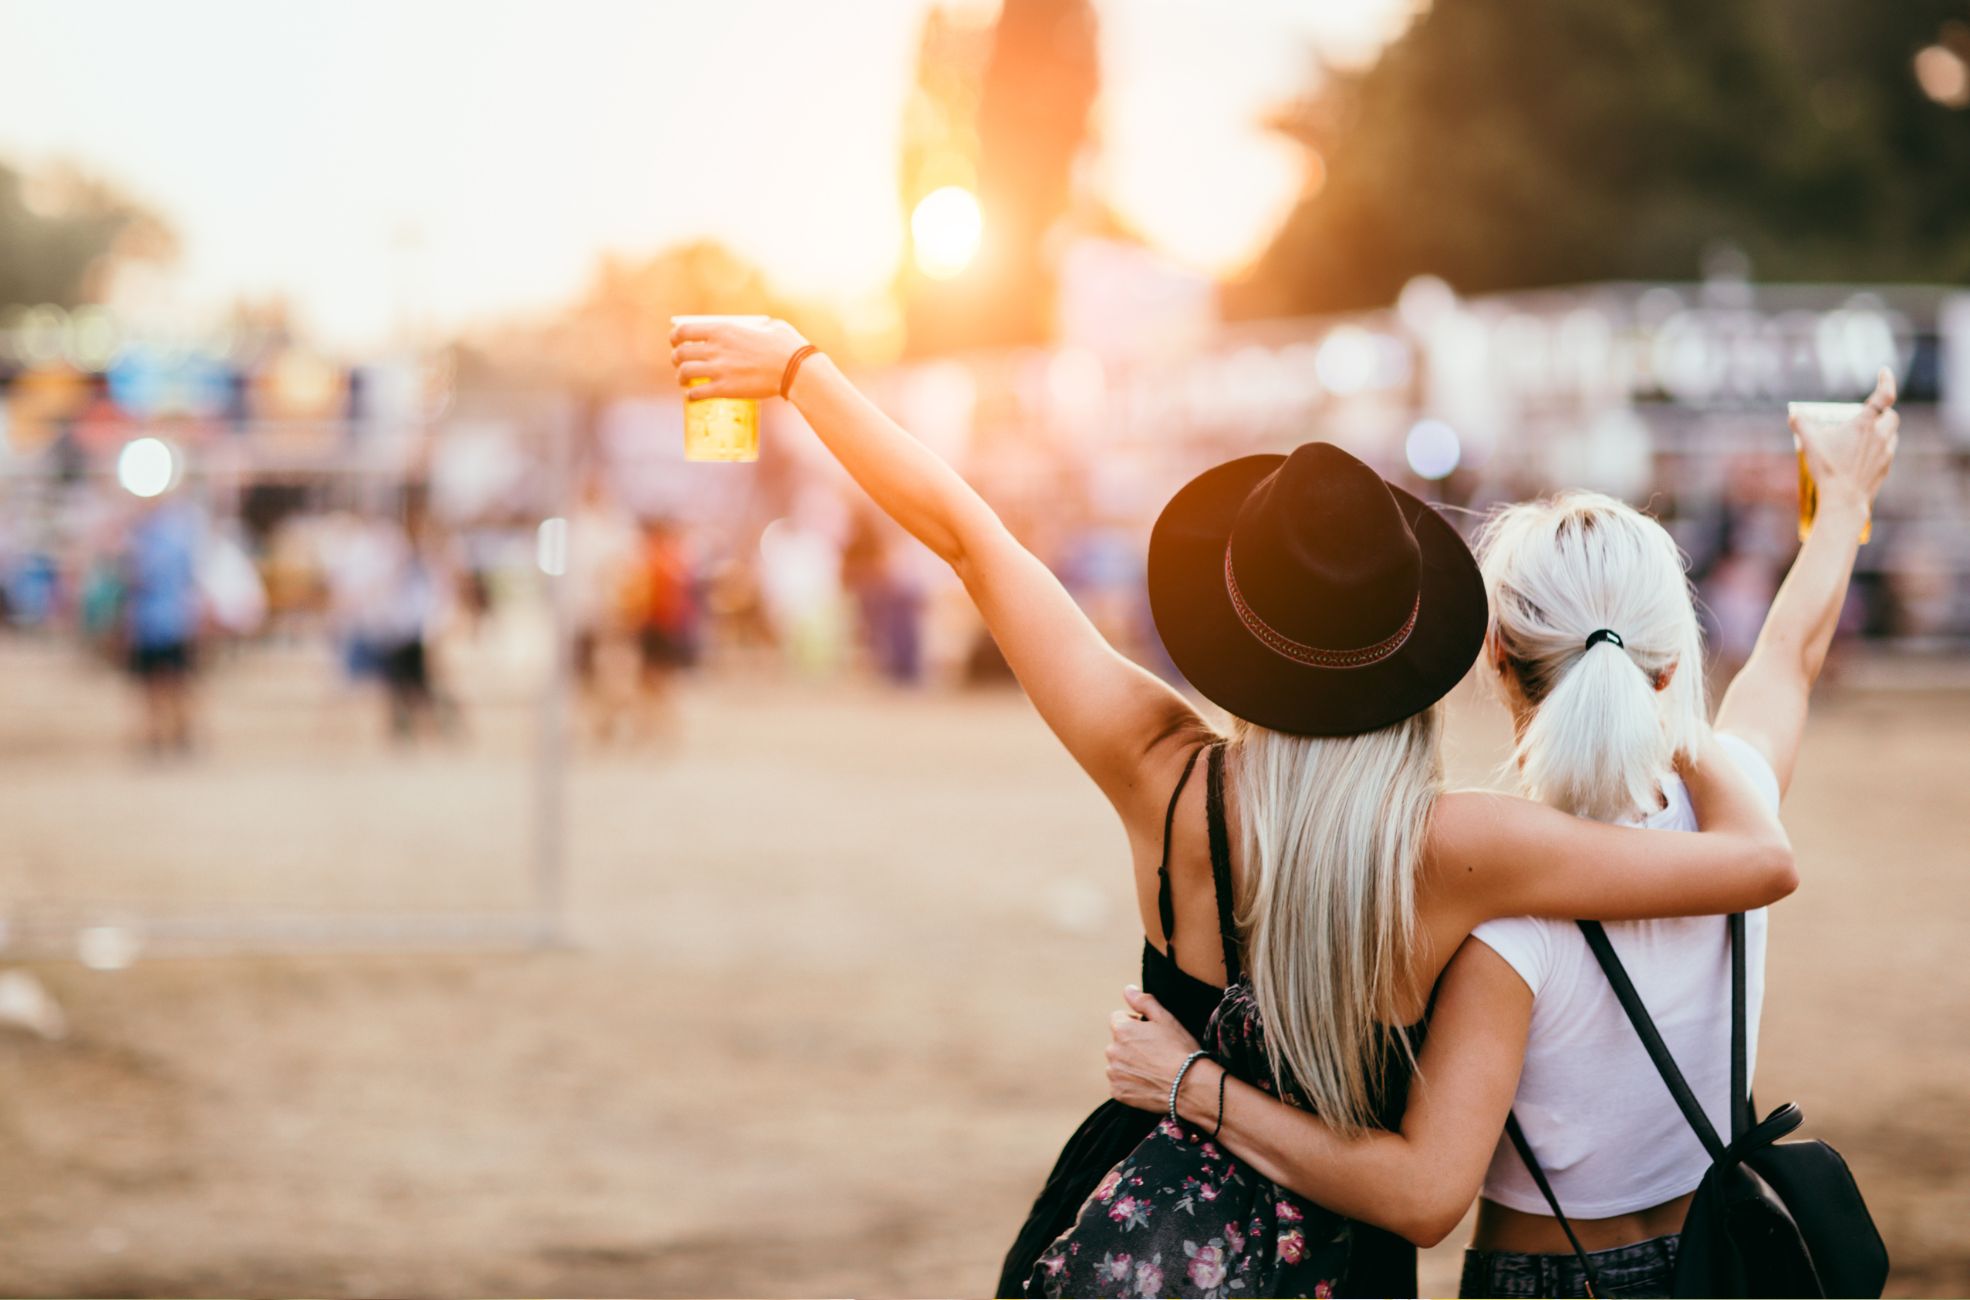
[1505,914,1888,1298]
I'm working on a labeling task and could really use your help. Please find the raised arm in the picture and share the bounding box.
[1716,368,1899,795]
[1107,938,1532,1247]
[671,318,1201,810]
[1428,729,1796,929]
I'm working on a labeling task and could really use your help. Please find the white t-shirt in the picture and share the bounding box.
[1471,732,1781,1218]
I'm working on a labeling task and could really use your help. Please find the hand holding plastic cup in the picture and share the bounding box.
[1787,368,1897,545]
[672,314,767,462]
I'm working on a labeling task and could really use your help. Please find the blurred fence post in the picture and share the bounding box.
[532,395,577,948]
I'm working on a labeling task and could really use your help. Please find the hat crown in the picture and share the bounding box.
[1226,443,1421,651]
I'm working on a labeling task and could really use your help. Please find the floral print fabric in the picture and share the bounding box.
[1025,985,1355,1298]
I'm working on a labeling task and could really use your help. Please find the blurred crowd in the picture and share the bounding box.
[6,278,1968,760]
[5,428,1946,762]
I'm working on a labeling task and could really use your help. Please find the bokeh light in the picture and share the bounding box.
[116,437,178,498]
[1396,275,1457,335]
[76,924,140,972]
[536,516,568,576]
[1404,419,1462,480]
[911,185,983,280]
[1914,44,1970,108]
[1314,325,1377,394]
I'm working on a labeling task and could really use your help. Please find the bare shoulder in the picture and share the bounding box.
[1422,789,1523,871]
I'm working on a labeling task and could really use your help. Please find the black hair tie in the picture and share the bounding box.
[1585,628,1624,651]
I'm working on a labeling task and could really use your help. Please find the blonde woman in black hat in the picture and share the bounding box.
[671,319,1793,1299]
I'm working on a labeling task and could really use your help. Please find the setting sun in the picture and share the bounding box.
[910,185,983,280]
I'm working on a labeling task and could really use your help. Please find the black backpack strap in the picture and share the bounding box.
[1576,919,1728,1160]
[1154,743,1208,962]
[1203,741,1243,987]
[1504,1113,1604,1298]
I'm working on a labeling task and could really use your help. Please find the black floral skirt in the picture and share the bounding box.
[1023,986,1359,1298]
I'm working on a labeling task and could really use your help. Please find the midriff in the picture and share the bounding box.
[1472,1191,1693,1254]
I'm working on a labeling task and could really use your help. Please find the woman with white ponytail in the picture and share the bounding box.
[1480,491,1711,826]
[1104,370,1900,1298]
[674,318,1797,1299]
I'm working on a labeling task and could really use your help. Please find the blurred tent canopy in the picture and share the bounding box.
[0,160,176,310]
[1231,0,1970,319]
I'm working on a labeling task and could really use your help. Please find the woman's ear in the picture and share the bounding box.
[1654,660,1678,693]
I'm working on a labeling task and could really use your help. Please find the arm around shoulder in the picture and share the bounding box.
[1434,738,1795,928]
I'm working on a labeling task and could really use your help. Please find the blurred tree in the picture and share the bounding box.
[0,160,176,309]
[901,0,1099,354]
[1230,0,1970,318]
[462,239,838,395]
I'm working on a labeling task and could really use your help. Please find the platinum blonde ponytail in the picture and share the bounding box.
[1477,492,1708,823]
[1228,705,1442,1138]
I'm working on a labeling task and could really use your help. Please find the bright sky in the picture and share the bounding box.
[0,0,1415,349]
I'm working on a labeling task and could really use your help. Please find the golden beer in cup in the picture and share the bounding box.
[1786,401,1872,545]
[674,314,766,462]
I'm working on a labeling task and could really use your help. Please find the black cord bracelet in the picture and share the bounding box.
[1211,1063,1228,1139]
[780,343,820,398]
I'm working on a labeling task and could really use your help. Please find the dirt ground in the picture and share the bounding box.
[0,641,1965,1298]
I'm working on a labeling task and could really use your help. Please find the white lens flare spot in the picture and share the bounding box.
[1405,419,1463,481]
[1315,326,1377,395]
[116,437,177,498]
[911,186,984,280]
[536,516,568,577]
[77,925,140,972]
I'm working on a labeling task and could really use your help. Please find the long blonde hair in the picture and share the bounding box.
[1227,703,1442,1138]
[1477,492,1708,822]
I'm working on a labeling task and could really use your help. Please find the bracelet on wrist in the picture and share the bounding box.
[1211,1062,1228,1139]
[1169,1049,1209,1128]
[780,343,820,398]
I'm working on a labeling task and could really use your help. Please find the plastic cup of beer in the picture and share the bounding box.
[674,314,766,463]
[1786,401,1872,545]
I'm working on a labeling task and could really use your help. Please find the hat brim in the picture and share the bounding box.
[1147,455,1488,737]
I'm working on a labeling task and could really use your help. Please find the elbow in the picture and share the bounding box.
[1761,842,1800,905]
[1392,1190,1464,1248]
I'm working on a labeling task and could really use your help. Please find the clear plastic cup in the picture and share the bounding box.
[674,315,767,463]
[1786,401,1872,544]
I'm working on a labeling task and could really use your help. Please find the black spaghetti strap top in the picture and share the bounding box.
[999,740,1239,1294]
[1147,739,1243,1004]
[997,739,1427,1297]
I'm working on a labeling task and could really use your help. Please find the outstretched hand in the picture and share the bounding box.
[669,316,809,401]
[1792,366,1900,512]
[1106,985,1206,1114]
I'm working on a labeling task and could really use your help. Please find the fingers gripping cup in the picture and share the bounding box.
[674,314,766,462]
[1786,401,1873,544]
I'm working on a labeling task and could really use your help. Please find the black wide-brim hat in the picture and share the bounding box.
[1148,442,1487,736]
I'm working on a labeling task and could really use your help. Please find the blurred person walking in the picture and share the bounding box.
[757,495,849,676]
[121,495,204,755]
[674,318,1795,1298]
[1104,374,1900,1298]
[326,505,454,743]
[842,509,924,685]
[375,502,455,742]
[621,515,699,740]
[567,478,642,742]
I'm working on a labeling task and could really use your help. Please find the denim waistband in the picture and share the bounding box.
[1459,1233,1680,1298]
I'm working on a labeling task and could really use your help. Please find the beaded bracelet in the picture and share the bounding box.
[780,343,820,398]
[1169,1049,1209,1128]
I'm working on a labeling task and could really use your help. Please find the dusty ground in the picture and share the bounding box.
[0,641,1965,1297]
